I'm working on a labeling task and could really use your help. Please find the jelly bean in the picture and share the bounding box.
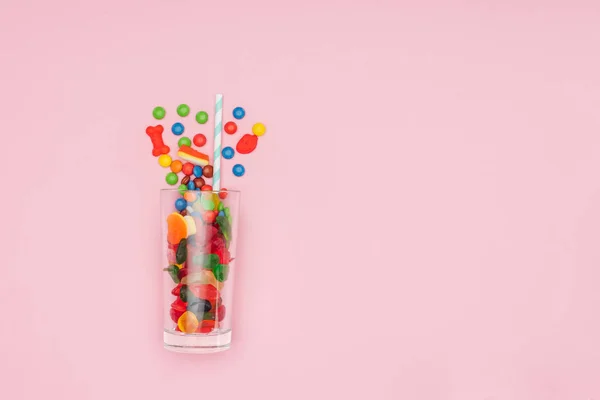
[177,104,190,117]
[200,185,213,191]
[236,133,258,154]
[152,106,166,120]
[218,188,228,200]
[172,122,184,135]
[193,133,207,147]
[183,192,197,202]
[177,184,187,195]
[188,284,219,301]
[170,160,183,173]
[175,198,187,211]
[252,122,266,136]
[166,172,178,185]
[187,181,196,190]
[222,147,234,159]
[193,165,203,177]
[232,107,245,119]
[196,111,208,124]
[178,137,191,147]
[233,164,245,177]
[158,154,172,167]
[224,121,237,134]
[177,311,199,333]
[182,162,194,176]
[203,165,214,178]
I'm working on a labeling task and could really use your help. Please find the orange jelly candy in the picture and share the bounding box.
[177,311,199,333]
[166,212,187,245]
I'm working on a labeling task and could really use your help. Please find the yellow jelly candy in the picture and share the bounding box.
[183,215,196,236]
[252,122,266,136]
[180,270,223,291]
[177,311,199,333]
[158,154,172,167]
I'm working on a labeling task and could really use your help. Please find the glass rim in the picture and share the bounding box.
[160,188,241,194]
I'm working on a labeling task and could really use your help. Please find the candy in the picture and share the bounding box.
[201,195,215,211]
[158,154,172,167]
[196,319,216,334]
[175,198,187,211]
[232,107,245,119]
[177,145,210,166]
[183,215,197,236]
[176,238,188,264]
[196,111,208,124]
[218,188,228,199]
[178,137,191,147]
[181,270,222,291]
[216,304,226,322]
[166,172,178,185]
[170,307,184,323]
[182,162,194,176]
[224,121,237,135]
[203,165,214,178]
[187,181,196,190]
[213,263,229,282]
[188,284,219,301]
[178,184,187,195]
[218,211,225,217]
[200,184,213,191]
[170,160,183,173]
[152,106,166,120]
[183,191,197,202]
[233,164,245,177]
[181,176,190,185]
[193,134,207,147]
[177,311,199,333]
[222,147,234,159]
[180,209,188,216]
[146,125,170,156]
[193,177,205,188]
[191,165,202,177]
[177,104,190,117]
[172,122,184,135]
[236,134,258,154]
[187,300,212,317]
[203,210,216,224]
[252,122,266,136]
[218,202,224,211]
[166,212,187,245]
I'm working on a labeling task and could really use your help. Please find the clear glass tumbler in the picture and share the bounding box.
[161,189,240,353]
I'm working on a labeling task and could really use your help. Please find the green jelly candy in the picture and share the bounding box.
[201,196,215,211]
[178,184,187,195]
[176,238,187,264]
[213,264,229,282]
[218,202,224,212]
[166,172,178,185]
[196,111,208,124]
[152,106,166,120]
[177,104,190,117]
[178,137,191,147]
[192,253,220,269]
[162,265,180,283]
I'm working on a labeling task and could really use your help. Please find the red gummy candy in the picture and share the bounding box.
[216,305,226,322]
[171,298,187,312]
[236,134,258,154]
[195,320,216,333]
[170,307,184,323]
[188,284,219,301]
[171,284,183,296]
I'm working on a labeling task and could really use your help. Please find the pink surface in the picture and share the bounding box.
[1,1,600,399]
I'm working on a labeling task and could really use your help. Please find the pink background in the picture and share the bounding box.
[1,1,600,399]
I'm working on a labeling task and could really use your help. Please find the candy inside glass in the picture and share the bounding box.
[161,188,240,353]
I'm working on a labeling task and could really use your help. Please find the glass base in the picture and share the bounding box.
[163,329,232,354]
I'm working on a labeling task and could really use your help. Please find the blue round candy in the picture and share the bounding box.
[174,198,187,211]
[171,122,184,135]
[222,146,235,159]
[187,181,196,190]
[232,107,245,120]
[233,164,245,177]
[193,165,203,177]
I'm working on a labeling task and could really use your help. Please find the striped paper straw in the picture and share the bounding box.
[212,93,223,191]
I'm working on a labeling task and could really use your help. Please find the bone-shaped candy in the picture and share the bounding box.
[146,125,170,157]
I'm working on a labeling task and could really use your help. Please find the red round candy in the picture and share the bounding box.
[203,211,216,224]
[193,134,207,147]
[200,184,213,191]
[182,162,194,176]
[224,121,237,135]
[218,188,228,199]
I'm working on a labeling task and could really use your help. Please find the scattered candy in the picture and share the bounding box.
[152,106,166,120]
[166,172,179,185]
[252,122,266,136]
[196,111,208,124]
[232,107,245,119]
[158,154,172,167]
[178,184,187,195]
[236,134,258,154]
[170,160,183,173]
[187,181,196,190]
[218,188,228,199]
[178,137,192,147]
[232,164,245,177]
[166,212,187,245]
[177,104,190,117]
[193,134,207,147]
[146,125,170,156]
[224,121,237,134]
[181,176,190,185]
[222,147,234,159]
[203,165,214,178]
[175,198,187,212]
[182,162,194,176]
[192,165,202,177]
[193,177,205,188]
[200,185,213,191]
[172,122,184,135]
[177,145,210,166]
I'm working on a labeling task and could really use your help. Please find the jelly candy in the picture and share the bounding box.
[183,215,197,236]
[213,263,229,282]
[236,134,258,154]
[175,238,187,264]
[187,299,212,315]
[166,213,187,245]
[171,297,187,313]
[216,304,226,322]
[181,270,223,291]
[195,319,216,334]
[167,248,177,264]
[170,307,184,323]
[171,284,183,297]
[177,311,199,333]
[196,111,208,124]
[188,284,219,301]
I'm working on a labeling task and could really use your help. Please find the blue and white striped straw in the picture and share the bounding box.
[212,93,223,191]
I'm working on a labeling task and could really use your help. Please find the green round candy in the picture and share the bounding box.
[166,172,178,185]
[178,137,191,147]
[177,104,190,117]
[178,184,187,195]
[152,106,166,120]
[201,196,215,211]
[196,111,208,124]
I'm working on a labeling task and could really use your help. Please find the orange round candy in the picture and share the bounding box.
[170,160,183,173]
[177,311,199,333]
[166,212,187,245]
[183,192,197,202]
